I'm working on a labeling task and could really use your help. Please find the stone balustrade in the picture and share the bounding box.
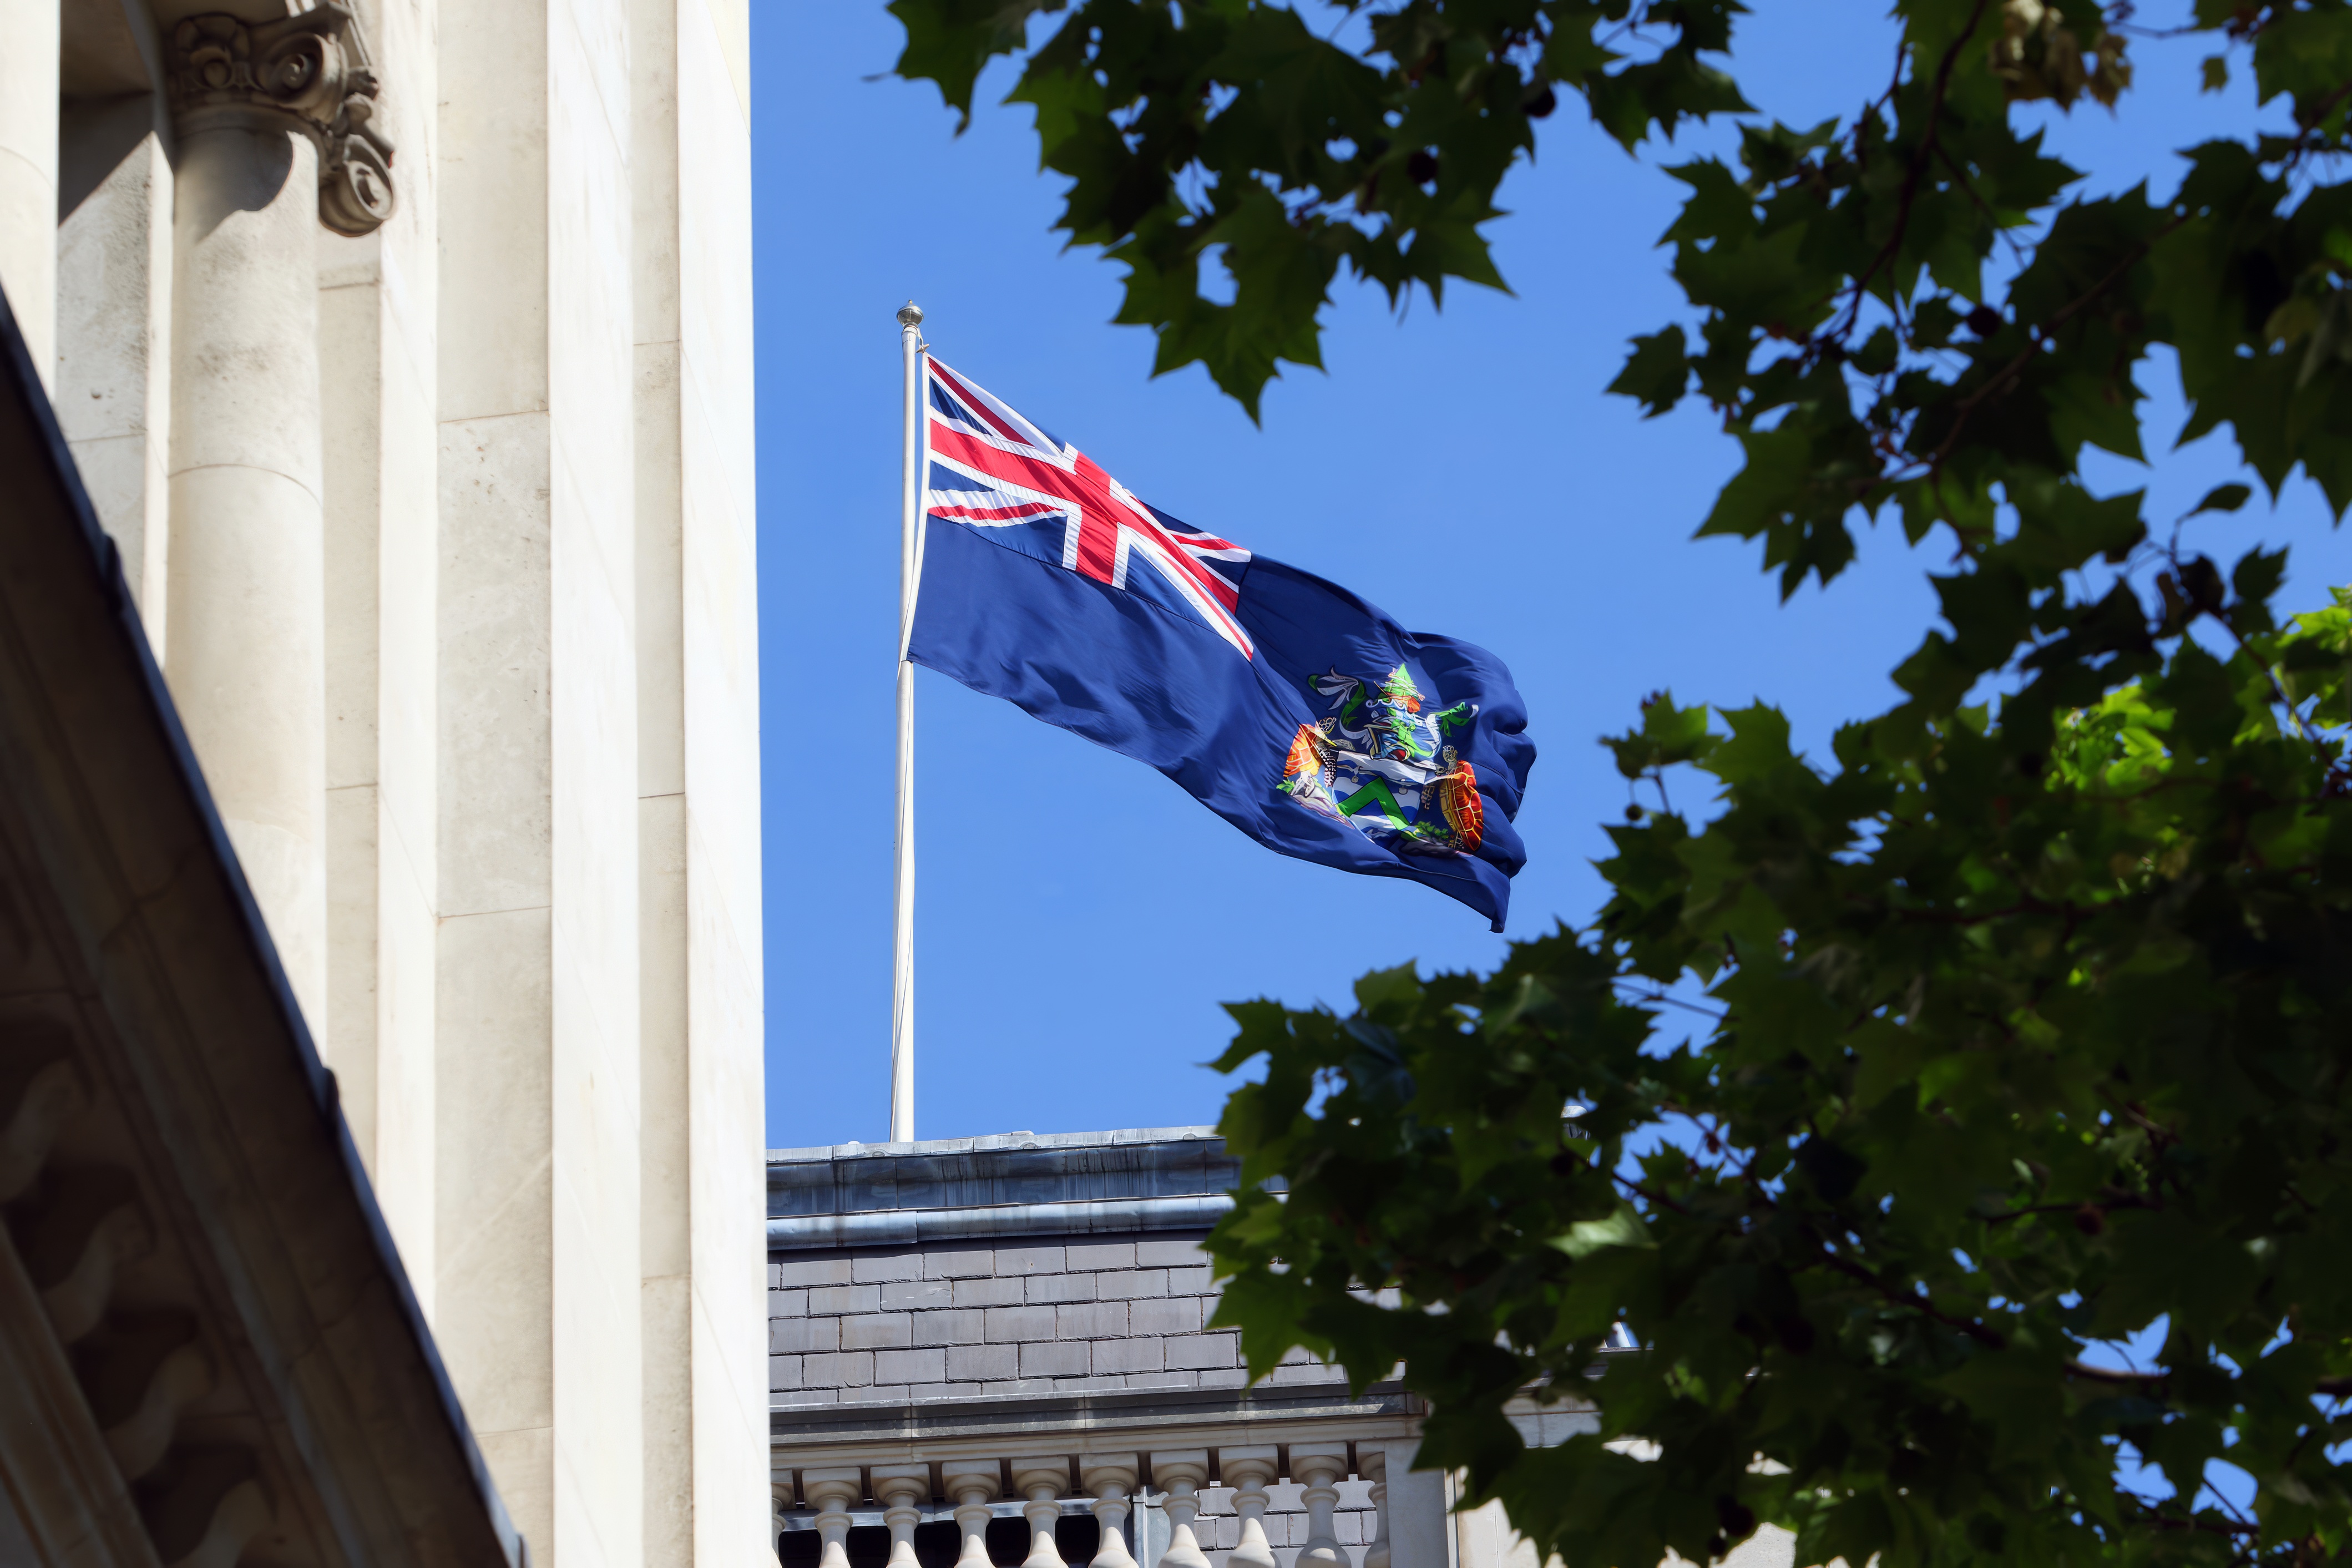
[773,1446,1397,1568]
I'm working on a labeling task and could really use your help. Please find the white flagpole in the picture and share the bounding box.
[891,301,925,1143]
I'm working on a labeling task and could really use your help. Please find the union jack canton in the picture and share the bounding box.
[924,359,1255,659]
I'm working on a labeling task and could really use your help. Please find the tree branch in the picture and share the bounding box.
[2067,1361,2352,1398]
[1825,0,1996,347]
[1811,1241,2008,1349]
[1919,210,2193,477]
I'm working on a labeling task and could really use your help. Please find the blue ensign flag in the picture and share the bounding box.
[906,357,1535,930]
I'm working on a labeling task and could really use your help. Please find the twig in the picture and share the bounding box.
[1825,0,1997,347]
[1982,1192,2157,1225]
[2201,591,2321,746]
[1613,984,1728,1021]
[1610,1168,1693,1216]
[1893,894,2087,927]
[1933,139,2030,267]
[1810,1241,2008,1348]
[1919,209,2193,476]
[2283,82,2352,167]
[2133,1513,2259,1537]
[2207,1480,2260,1535]
[2068,1360,2352,1398]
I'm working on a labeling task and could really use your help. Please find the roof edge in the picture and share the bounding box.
[767,1125,1222,1164]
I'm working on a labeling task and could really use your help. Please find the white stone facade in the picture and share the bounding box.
[0,0,767,1559]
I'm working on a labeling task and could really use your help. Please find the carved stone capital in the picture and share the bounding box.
[166,6,396,236]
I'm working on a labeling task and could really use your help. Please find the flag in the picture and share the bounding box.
[907,357,1534,930]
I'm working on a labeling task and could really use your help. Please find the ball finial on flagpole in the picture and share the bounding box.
[898,300,924,328]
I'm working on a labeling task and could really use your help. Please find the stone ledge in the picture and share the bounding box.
[770,1379,1419,1446]
[768,1195,1238,1250]
[766,1127,1291,1237]
[767,1126,1221,1164]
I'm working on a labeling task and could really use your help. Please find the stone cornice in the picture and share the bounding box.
[164,4,395,235]
[768,1379,1423,1451]
[767,1193,1237,1250]
[769,1127,1237,1211]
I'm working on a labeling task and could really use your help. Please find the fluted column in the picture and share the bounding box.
[1222,1448,1279,1568]
[1361,1447,1391,1568]
[1013,1459,1071,1568]
[1294,1445,1349,1568]
[807,1470,862,1568]
[162,7,394,1034]
[1147,1452,1212,1568]
[1081,1453,1138,1568]
[0,0,59,388]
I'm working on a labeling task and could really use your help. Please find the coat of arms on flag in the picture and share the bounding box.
[1281,666,1487,857]
[907,356,1534,929]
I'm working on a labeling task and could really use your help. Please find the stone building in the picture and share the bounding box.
[763,1129,1652,1568]
[0,282,523,1568]
[764,1129,1416,1568]
[0,0,768,1555]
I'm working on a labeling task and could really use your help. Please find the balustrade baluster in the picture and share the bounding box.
[1081,1453,1139,1568]
[944,1459,1002,1568]
[806,1470,863,1568]
[877,1466,929,1568]
[1013,1459,1072,1568]
[1147,1451,1212,1568]
[1362,1448,1392,1568]
[1222,1448,1279,1568]
[1294,1446,1350,1568]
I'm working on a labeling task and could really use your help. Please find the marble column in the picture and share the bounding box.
[163,8,394,1038]
[316,0,439,1303]
[1146,1453,1212,1568]
[57,92,174,641]
[0,0,59,387]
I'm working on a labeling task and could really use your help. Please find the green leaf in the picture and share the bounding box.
[1604,692,1717,778]
[2186,481,2253,519]
[888,0,1058,128]
[1551,1206,1653,1261]
[1609,326,1690,418]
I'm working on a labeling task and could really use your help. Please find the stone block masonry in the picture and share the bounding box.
[767,1229,1347,1404]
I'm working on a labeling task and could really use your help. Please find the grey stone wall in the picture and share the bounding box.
[768,1231,1346,1405]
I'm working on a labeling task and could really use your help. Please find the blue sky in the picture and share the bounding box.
[752,2,2352,1152]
